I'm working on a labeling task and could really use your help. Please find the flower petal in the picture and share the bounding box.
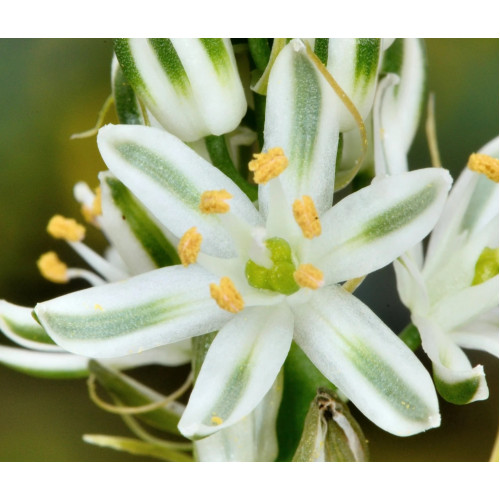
[99,171,180,274]
[424,137,499,280]
[413,314,489,404]
[293,286,440,436]
[0,345,88,378]
[114,38,246,142]
[97,124,262,258]
[178,304,294,439]
[260,39,340,217]
[323,38,383,132]
[312,168,452,284]
[374,39,426,176]
[34,265,231,358]
[451,307,499,357]
[0,300,61,352]
[194,371,283,461]
[432,275,499,333]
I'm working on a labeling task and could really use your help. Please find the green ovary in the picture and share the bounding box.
[472,247,499,286]
[245,237,299,295]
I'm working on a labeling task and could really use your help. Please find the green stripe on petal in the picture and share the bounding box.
[114,38,246,141]
[111,56,145,125]
[355,38,381,87]
[98,124,262,258]
[433,367,483,405]
[313,168,452,284]
[114,39,150,99]
[178,304,294,439]
[261,39,340,217]
[0,300,59,351]
[325,38,382,132]
[100,172,180,272]
[199,38,232,79]
[34,265,231,358]
[149,38,190,95]
[294,286,440,436]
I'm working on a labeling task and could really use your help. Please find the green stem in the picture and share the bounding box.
[205,135,258,201]
[191,331,218,381]
[248,38,271,72]
[398,323,422,352]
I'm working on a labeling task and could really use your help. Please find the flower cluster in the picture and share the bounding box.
[1,38,497,462]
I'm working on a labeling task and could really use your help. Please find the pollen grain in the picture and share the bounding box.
[200,189,233,214]
[248,147,288,184]
[293,264,324,290]
[178,227,202,267]
[47,215,86,242]
[292,195,321,238]
[467,153,499,183]
[209,277,244,313]
[37,251,68,284]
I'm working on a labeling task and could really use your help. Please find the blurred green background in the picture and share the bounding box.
[0,39,498,461]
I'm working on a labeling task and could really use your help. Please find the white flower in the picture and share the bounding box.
[372,39,499,404]
[393,139,499,404]
[1,177,190,377]
[33,40,452,439]
[113,38,247,142]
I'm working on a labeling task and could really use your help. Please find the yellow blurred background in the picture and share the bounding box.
[0,39,498,461]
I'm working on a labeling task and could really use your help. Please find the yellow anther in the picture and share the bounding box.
[37,251,68,284]
[178,227,202,267]
[209,277,244,314]
[81,187,102,224]
[248,147,288,184]
[292,195,321,239]
[467,153,499,183]
[211,415,224,426]
[293,264,324,290]
[47,215,86,242]
[199,189,233,214]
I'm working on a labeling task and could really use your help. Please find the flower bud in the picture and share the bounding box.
[293,387,369,462]
[114,38,247,142]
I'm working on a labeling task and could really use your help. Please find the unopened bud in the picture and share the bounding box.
[293,387,369,462]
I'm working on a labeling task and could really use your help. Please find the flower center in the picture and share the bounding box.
[472,247,499,286]
[245,237,300,295]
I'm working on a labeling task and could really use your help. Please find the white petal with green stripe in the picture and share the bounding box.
[0,300,60,352]
[97,124,262,258]
[412,314,488,404]
[260,39,340,217]
[178,304,294,439]
[99,171,180,274]
[374,39,426,176]
[111,56,145,125]
[424,138,499,282]
[34,265,231,358]
[114,38,246,142]
[311,168,452,284]
[0,345,89,378]
[315,38,382,132]
[194,371,283,461]
[294,286,440,436]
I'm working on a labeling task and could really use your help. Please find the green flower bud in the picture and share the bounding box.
[293,388,369,462]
